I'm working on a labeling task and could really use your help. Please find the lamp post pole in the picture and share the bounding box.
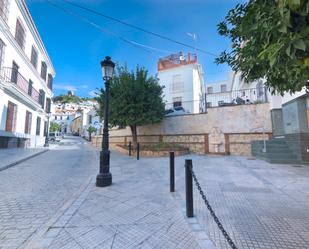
[44,113,51,147]
[96,56,115,187]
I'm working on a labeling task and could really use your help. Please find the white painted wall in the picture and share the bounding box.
[0,0,55,147]
[158,63,205,113]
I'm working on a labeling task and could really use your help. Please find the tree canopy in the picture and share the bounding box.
[49,121,61,132]
[52,94,82,104]
[96,66,165,146]
[216,0,309,94]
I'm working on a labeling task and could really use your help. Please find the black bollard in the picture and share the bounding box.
[170,152,175,192]
[185,159,193,218]
[129,141,132,156]
[137,142,140,160]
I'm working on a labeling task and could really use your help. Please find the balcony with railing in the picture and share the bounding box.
[0,67,41,104]
[206,87,268,108]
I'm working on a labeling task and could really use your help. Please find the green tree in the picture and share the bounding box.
[49,122,61,132]
[96,66,165,147]
[52,94,82,104]
[216,0,309,95]
[87,125,97,142]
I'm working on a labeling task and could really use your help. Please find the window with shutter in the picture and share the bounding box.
[39,89,45,109]
[40,61,47,81]
[43,121,47,136]
[15,19,26,50]
[30,46,38,69]
[45,98,51,113]
[47,74,53,90]
[0,39,5,68]
[24,111,32,134]
[0,0,9,22]
[36,117,41,135]
[173,97,182,108]
[207,87,213,94]
[220,84,227,93]
[28,79,33,96]
[170,74,184,93]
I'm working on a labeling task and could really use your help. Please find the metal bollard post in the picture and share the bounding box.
[170,152,175,192]
[137,142,140,160]
[129,142,132,156]
[185,159,193,218]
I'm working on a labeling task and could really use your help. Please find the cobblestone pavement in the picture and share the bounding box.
[174,155,309,249]
[0,136,98,249]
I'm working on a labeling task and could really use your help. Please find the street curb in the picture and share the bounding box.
[0,149,49,172]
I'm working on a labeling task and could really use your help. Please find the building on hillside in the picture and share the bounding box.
[51,95,98,135]
[51,111,75,134]
[82,108,101,138]
[71,115,82,136]
[157,52,205,114]
[0,0,55,148]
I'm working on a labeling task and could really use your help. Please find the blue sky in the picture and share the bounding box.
[26,0,244,97]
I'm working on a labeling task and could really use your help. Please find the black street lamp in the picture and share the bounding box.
[96,56,115,187]
[44,112,51,147]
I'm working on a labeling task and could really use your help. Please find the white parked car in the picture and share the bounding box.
[165,107,187,116]
[48,132,62,142]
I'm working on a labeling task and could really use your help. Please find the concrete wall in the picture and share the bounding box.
[93,103,272,156]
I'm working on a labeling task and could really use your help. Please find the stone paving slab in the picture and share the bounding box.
[30,151,209,249]
[0,148,48,171]
[2,141,309,249]
[174,155,309,249]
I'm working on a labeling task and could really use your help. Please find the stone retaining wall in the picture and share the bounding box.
[92,104,272,156]
[92,132,271,156]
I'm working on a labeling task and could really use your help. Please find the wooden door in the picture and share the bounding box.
[5,101,17,132]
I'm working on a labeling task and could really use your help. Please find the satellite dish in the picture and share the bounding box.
[179,55,185,61]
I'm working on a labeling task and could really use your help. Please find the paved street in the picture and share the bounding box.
[0,136,98,249]
[1,138,309,249]
[0,148,48,171]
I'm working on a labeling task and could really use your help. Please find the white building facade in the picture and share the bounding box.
[205,71,267,108]
[0,0,55,148]
[157,52,205,114]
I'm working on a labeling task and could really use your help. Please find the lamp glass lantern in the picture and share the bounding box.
[100,56,115,81]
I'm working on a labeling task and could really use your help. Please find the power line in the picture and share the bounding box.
[47,0,175,56]
[60,0,218,57]
[47,0,201,68]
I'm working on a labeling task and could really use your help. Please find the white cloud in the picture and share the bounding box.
[88,90,98,97]
[53,84,77,91]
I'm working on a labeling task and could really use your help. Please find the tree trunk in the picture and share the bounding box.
[130,125,137,149]
[89,133,92,142]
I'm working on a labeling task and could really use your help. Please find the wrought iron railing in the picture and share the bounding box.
[0,67,41,103]
[206,87,268,108]
[165,100,206,114]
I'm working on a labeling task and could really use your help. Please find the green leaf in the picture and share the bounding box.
[293,39,306,51]
[285,44,291,56]
[278,23,288,33]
